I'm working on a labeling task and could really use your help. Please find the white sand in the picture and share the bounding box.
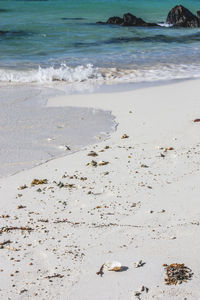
[0,79,200,299]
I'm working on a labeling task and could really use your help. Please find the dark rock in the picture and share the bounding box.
[106,16,123,25]
[98,12,158,27]
[166,5,200,27]
[122,13,146,26]
[123,13,158,27]
[197,11,200,18]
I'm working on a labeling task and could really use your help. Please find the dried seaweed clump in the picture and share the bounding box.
[163,263,193,285]
[31,179,48,186]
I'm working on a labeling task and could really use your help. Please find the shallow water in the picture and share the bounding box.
[0,0,200,86]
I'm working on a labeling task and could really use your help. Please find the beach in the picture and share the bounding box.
[1,78,200,299]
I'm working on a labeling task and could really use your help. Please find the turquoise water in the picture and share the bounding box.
[1,0,200,83]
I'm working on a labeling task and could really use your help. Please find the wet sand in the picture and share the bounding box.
[0,85,115,177]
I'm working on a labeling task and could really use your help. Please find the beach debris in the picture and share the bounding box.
[96,264,105,276]
[65,145,71,150]
[194,118,200,122]
[17,205,26,209]
[6,245,19,251]
[88,151,98,157]
[96,261,122,276]
[134,260,146,268]
[0,214,10,218]
[37,219,49,223]
[66,183,76,189]
[18,184,28,190]
[141,286,149,293]
[98,161,109,166]
[104,145,110,149]
[31,179,48,186]
[164,147,174,152]
[57,181,64,188]
[0,226,33,235]
[160,153,165,158]
[134,286,149,299]
[141,164,149,168]
[20,289,28,295]
[45,273,64,279]
[103,171,109,175]
[0,240,11,249]
[106,261,122,271]
[121,134,129,139]
[57,181,75,189]
[163,263,193,285]
[53,218,81,226]
[86,160,97,167]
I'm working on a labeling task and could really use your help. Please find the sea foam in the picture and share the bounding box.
[1,63,200,87]
[0,64,102,83]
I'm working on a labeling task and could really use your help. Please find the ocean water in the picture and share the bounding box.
[0,0,200,86]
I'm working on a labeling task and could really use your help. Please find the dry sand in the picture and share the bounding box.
[0,79,200,299]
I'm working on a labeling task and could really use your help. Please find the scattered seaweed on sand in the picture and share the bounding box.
[163,263,193,285]
[96,264,105,276]
[0,226,33,235]
[134,260,146,268]
[164,147,174,152]
[0,214,10,218]
[121,134,129,139]
[0,240,11,249]
[98,161,109,166]
[194,118,200,122]
[18,184,28,190]
[87,151,98,157]
[31,179,48,186]
[45,274,64,279]
[53,218,82,226]
[17,205,26,209]
[96,261,122,276]
[86,160,97,167]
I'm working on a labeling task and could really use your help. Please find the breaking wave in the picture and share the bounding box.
[1,62,200,87]
[0,64,102,83]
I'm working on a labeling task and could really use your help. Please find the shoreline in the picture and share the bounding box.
[0,75,193,180]
[1,78,200,299]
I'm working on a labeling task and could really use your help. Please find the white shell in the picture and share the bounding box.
[104,261,122,271]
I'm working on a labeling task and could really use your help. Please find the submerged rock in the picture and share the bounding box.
[0,30,8,35]
[166,5,200,27]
